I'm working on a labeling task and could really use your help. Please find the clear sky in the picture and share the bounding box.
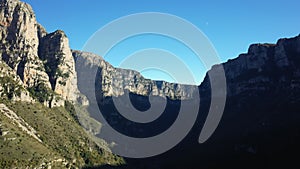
[23,0,300,85]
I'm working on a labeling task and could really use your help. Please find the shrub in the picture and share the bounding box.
[64,100,80,124]
[28,83,53,103]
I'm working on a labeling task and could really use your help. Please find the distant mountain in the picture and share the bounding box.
[72,50,198,100]
[77,35,300,169]
[0,0,300,168]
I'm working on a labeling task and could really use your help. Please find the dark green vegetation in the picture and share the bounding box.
[42,51,69,88]
[0,76,23,99]
[27,82,54,103]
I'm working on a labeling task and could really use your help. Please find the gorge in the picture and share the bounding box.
[0,0,300,168]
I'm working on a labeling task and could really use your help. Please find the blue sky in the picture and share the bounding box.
[23,0,300,84]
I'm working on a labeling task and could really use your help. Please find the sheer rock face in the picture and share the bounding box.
[72,50,198,100]
[0,0,299,109]
[73,33,300,102]
[0,0,79,105]
[0,0,50,88]
[0,60,33,102]
[38,30,79,101]
[200,34,300,98]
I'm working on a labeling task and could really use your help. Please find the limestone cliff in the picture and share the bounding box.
[0,0,79,106]
[72,50,198,100]
[0,0,50,88]
[0,0,198,106]
[0,0,299,110]
[0,59,32,102]
[73,35,300,103]
[38,30,79,101]
[200,34,300,99]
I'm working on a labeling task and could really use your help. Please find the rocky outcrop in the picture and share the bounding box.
[38,30,79,101]
[119,35,300,169]
[0,0,51,88]
[0,103,42,142]
[73,50,198,100]
[200,34,300,98]
[0,0,300,168]
[0,0,80,106]
[0,0,197,106]
[0,0,62,107]
[0,59,33,102]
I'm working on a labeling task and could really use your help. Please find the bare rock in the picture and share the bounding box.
[73,50,198,100]
[200,34,300,98]
[0,0,51,88]
[0,60,34,102]
[38,30,79,102]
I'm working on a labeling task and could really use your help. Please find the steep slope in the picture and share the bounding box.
[0,0,300,169]
[117,35,300,169]
[0,0,124,168]
[0,0,50,88]
[38,29,79,101]
[73,50,198,100]
[0,59,32,102]
[73,35,300,169]
[200,34,300,98]
[74,35,300,169]
[0,99,124,168]
[72,50,200,139]
[0,0,80,107]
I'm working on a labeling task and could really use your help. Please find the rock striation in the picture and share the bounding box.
[73,50,198,100]
[0,59,33,102]
[1,0,299,111]
[200,34,300,99]
[0,0,300,168]
[116,35,300,169]
[0,0,79,106]
[74,34,300,104]
[38,30,79,101]
[0,0,50,88]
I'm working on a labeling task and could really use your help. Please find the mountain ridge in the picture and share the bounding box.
[1,0,299,104]
[0,0,300,168]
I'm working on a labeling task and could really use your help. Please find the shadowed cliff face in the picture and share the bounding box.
[74,34,300,104]
[74,35,300,169]
[1,0,300,168]
[200,35,300,99]
[186,35,300,169]
[73,50,200,139]
[137,36,300,169]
